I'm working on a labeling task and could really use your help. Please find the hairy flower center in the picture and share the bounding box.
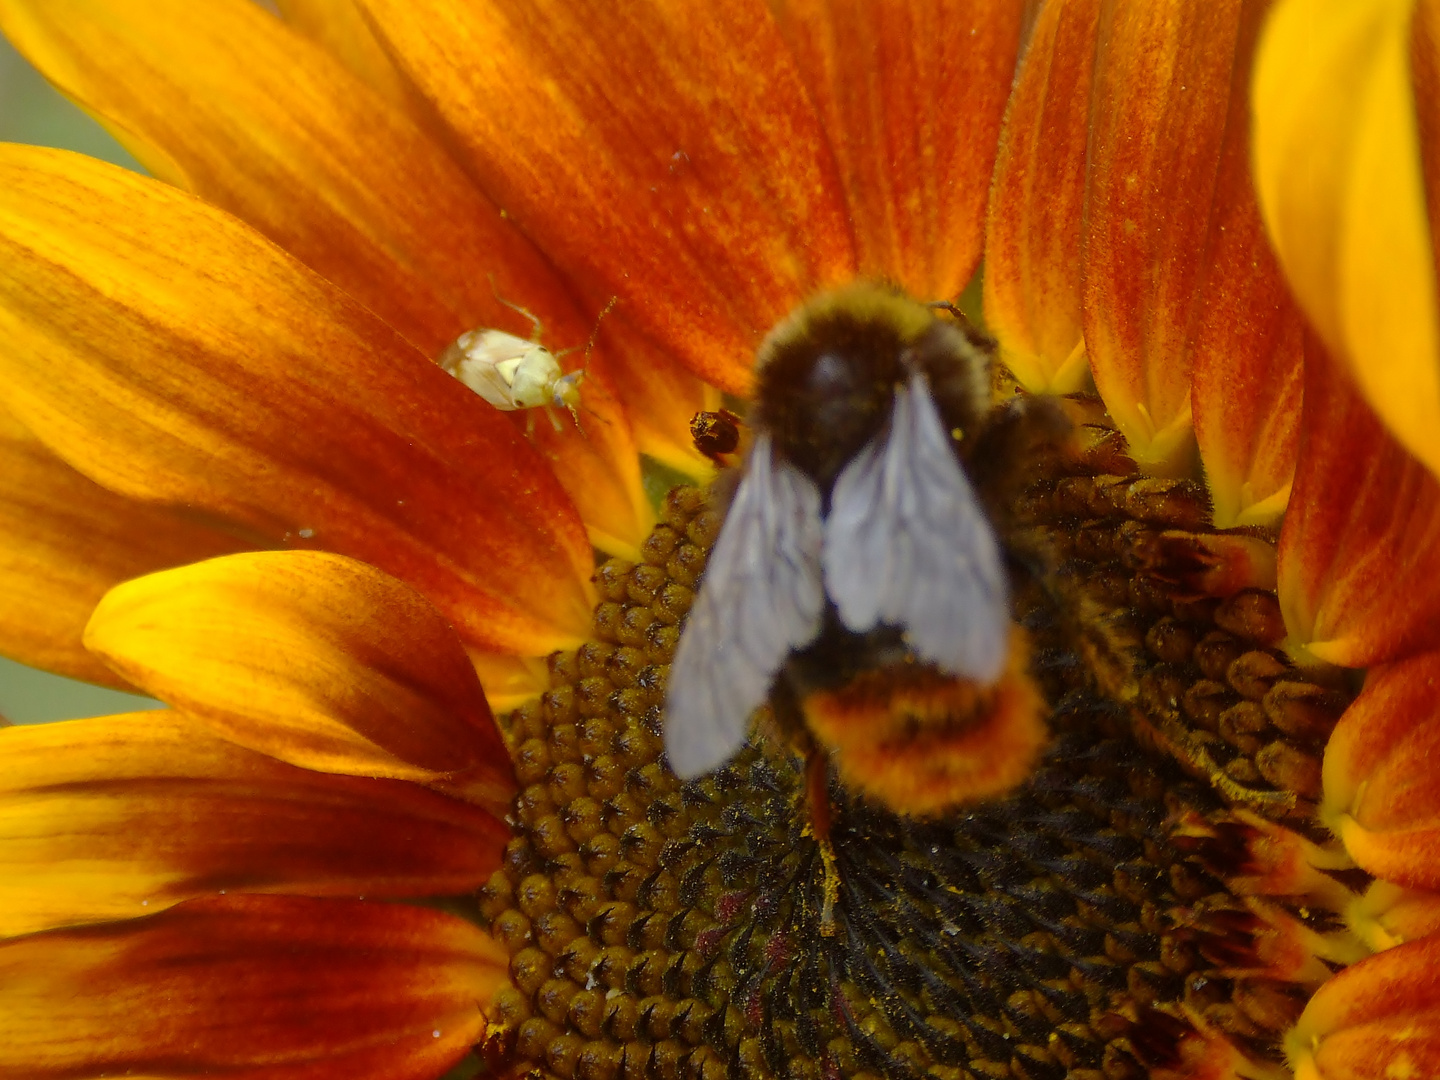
[478,408,1360,1080]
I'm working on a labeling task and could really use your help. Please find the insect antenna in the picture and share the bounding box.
[553,296,620,433]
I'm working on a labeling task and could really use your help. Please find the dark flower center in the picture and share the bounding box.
[478,408,1357,1080]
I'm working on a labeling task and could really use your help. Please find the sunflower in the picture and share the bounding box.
[1,1,1438,1079]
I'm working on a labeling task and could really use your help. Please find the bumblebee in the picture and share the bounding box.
[664,283,1057,817]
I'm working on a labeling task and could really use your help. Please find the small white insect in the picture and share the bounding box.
[439,290,615,433]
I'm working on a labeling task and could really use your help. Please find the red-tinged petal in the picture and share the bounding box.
[1348,882,1440,953]
[1254,0,1440,482]
[1322,651,1440,890]
[772,0,1023,300]
[984,0,1100,394]
[0,894,504,1080]
[1083,0,1258,476]
[0,711,509,936]
[84,551,516,812]
[1186,1,1307,530]
[1285,937,1440,1080]
[0,145,595,655]
[275,0,414,112]
[521,356,655,561]
[0,0,581,358]
[1276,349,1440,666]
[0,0,656,552]
[0,404,246,688]
[358,0,856,396]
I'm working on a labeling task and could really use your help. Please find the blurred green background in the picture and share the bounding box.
[0,36,156,723]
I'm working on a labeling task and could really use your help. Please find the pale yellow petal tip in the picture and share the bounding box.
[468,649,550,714]
[1226,482,1293,531]
[1282,1027,1324,1080]
[1279,635,1350,675]
[1346,882,1413,954]
[1115,406,1198,481]
[1295,636,1359,668]
[999,340,1091,396]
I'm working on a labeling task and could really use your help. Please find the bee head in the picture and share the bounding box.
[752,283,990,493]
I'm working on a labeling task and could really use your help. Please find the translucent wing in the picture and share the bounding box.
[439,329,533,409]
[823,373,1009,682]
[664,433,825,778]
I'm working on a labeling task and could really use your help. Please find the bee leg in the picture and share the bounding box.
[524,411,537,439]
[804,747,842,937]
[772,677,842,935]
[543,404,564,433]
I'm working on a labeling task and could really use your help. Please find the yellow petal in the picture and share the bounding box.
[1187,1,1309,530]
[0,894,503,1080]
[772,0,1024,300]
[0,404,245,687]
[1277,348,1440,667]
[1253,0,1440,480]
[984,0,1100,393]
[358,0,857,395]
[0,711,509,936]
[1083,0,1259,476]
[0,144,595,655]
[84,551,515,813]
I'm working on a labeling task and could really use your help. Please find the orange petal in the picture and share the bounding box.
[1322,650,1440,890]
[84,551,516,813]
[518,351,655,561]
[358,0,856,395]
[0,144,594,655]
[1285,936,1440,1080]
[275,0,415,113]
[983,0,1100,394]
[0,0,662,557]
[0,711,509,936]
[1253,0,1440,482]
[0,0,574,357]
[598,322,718,478]
[0,404,246,687]
[772,0,1023,300]
[1186,6,1307,530]
[1276,348,1440,666]
[0,0,655,552]
[0,894,504,1080]
[1083,0,1258,476]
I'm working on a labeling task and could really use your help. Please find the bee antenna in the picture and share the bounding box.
[487,273,544,340]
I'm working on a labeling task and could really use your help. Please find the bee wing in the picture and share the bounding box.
[823,373,1009,682]
[664,433,826,778]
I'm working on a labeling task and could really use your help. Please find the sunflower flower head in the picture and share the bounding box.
[3,3,1440,1080]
